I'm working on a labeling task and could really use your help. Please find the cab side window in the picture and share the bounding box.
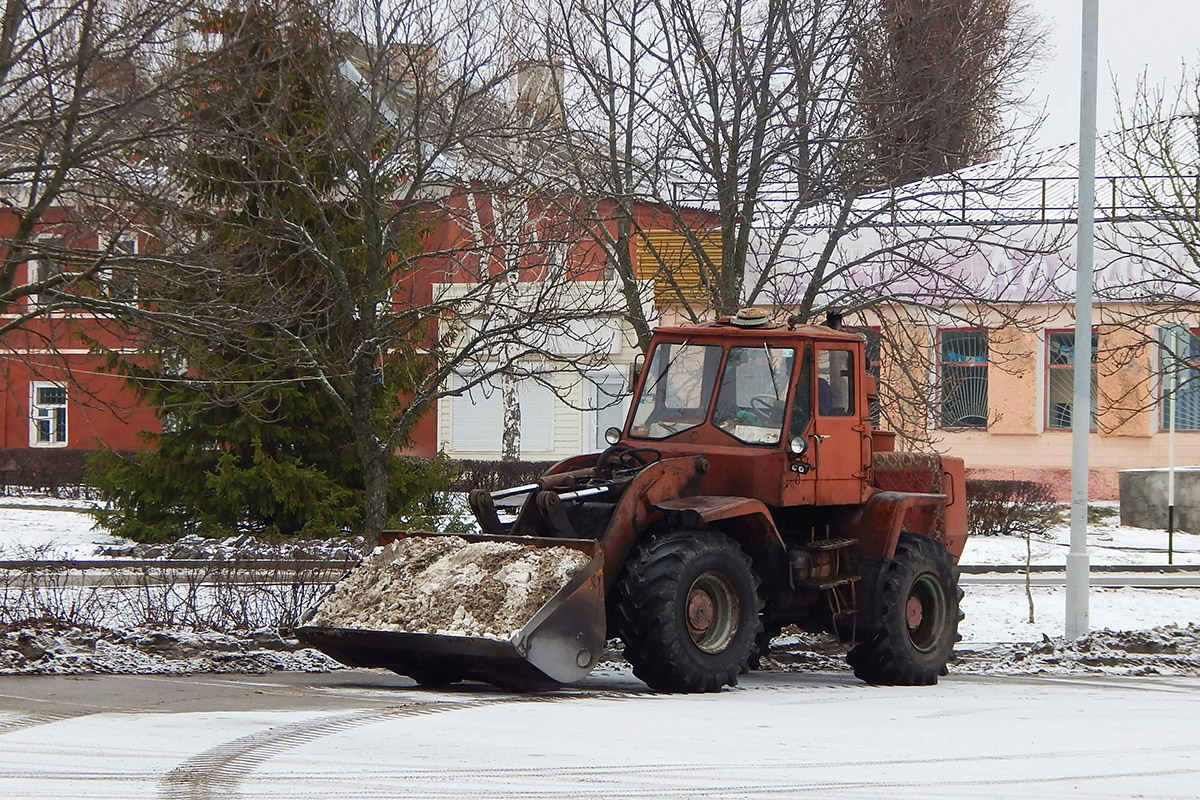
[817,349,855,416]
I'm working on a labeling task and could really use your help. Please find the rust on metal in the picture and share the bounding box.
[596,455,708,593]
[851,490,948,561]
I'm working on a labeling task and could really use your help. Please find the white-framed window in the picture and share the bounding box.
[448,373,554,454]
[100,232,139,302]
[29,382,68,446]
[583,370,630,452]
[27,235,66,308]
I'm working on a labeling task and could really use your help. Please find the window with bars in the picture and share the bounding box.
[1160,326,1200,431]
[938,329,988,429]
[30,383,68,446]
[1045,329,1098,430]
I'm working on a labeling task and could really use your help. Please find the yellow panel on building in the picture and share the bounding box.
[636,229,721,307]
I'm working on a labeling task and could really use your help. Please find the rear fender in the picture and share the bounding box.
[652,496,791,597]
[852,491,948,561]
[871,452,968,562]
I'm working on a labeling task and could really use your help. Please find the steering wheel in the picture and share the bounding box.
[595,444,661,477]
[748,395,783,425]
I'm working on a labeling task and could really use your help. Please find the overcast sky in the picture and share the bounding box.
[1018,0,1200,149]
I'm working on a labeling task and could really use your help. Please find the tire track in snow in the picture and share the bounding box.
[159,682,1200,800]
[257,740,1200,779]
[157,690,636,800]
[232,760,1200,800]
[0,710,93,736]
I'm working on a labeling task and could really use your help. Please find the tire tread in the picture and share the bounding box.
[616,530,764,693]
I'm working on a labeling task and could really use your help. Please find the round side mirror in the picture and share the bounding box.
[789,435,808,455]
[604,426,622,445]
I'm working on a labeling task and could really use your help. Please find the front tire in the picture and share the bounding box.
[847,533,962,686]
[616,530,764,693]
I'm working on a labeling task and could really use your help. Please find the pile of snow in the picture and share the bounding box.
[0,625,343,675]
[760,624,1200,679]
[309,536,592,639]
[955,624,1200,677]
[757,632,852,674]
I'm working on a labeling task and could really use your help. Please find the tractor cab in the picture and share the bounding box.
[619,311,874,507]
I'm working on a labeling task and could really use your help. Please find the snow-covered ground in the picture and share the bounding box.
[960,584,1200,643]
[2,670,1199,799]
[960,504,1200,567]
[6,496,1195,567]
[0,503,127,559]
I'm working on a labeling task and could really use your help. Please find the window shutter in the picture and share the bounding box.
[518,381,553,452]
[450,378,503,451]
[450,375,554,453]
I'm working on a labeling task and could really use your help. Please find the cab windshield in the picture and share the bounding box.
[712,346,795,445]
[629,341,722,439]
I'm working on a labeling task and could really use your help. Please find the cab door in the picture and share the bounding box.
[781,346,816,505]
[813,343,868,505]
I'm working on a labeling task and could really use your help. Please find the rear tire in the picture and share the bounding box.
[616,530,763,692]
[847,533,961,686]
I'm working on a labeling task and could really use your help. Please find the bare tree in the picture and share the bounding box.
[102,0,623,539]
[529,0,1055,445]
[0,0,202,334]
[537,0,1049,326]
[854,0,1045,187]
[1094,74,1200,428]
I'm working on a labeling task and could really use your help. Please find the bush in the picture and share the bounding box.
[446,459,557,493]
[966,479,1060,538]
[86,448,463,544]
[0,448,107,496]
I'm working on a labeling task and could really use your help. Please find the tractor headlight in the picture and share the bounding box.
[604,427,622,445]
[789,436,808,455]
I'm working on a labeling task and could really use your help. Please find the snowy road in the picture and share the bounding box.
[2,669,1199,799]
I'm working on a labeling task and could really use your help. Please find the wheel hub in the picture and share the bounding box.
[687,590,715,635]
[906,595,924,629]
[684,572,740,654]
[906,574,947,654]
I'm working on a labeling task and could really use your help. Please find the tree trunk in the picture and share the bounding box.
[361,438,389,550]
[501,373,521,462]
[1025,530,1035,624]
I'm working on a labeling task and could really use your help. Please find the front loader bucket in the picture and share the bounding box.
[295,532,605,690]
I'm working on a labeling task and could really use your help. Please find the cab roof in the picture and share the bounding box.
[651,320,867,344]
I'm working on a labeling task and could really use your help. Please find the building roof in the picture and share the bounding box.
[836,115,1200,230]
[747,117,1200,308]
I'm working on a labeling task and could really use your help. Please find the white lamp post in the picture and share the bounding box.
[1066,0,1099,640]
